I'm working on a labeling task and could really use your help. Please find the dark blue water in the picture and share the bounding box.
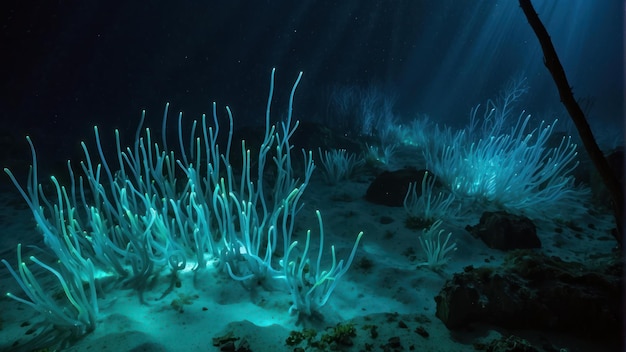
[0,0,623,176]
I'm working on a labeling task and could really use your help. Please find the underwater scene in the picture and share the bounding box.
[0,1,623,351]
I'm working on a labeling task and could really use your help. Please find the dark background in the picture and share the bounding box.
[0,0,623,182]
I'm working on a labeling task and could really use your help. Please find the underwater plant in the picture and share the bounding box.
[2,69,363,347]
[424,85,588,220]
[317,148,364,185]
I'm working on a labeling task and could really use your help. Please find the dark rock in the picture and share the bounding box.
[365,168,435,206]
[414,326,429,338]
[475,335,541,352]
[435,250,622,344]
[387,336,402,348]
[465,211,540,250]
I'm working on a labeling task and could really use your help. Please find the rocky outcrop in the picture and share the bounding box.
[465,211,540,250]
[435,250,622,343]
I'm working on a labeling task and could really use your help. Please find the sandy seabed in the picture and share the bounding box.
[0,167,619,352]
